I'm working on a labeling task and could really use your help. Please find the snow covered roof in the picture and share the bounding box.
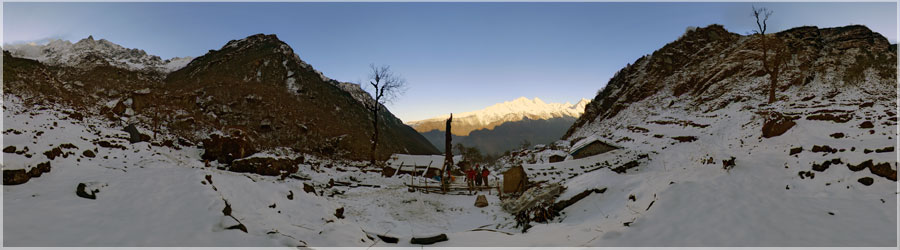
[569,135,619,155]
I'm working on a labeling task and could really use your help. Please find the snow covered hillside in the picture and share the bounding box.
[510,24,898,246]
[4,36,192,73]
[408,97,590,136]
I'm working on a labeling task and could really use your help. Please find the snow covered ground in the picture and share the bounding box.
[2,91,897,247]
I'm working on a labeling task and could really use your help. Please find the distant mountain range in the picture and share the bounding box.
[407,97,589,136]
[407,97,588,155]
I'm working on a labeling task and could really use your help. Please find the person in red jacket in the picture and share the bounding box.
[481,167,490,187]
[466,167,476,193]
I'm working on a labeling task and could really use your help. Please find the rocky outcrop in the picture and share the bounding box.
[3,162,52,185]
[228,157,301,177]
[201,134,258,164]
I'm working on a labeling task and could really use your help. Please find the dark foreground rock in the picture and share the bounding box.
[411,234,448,245]
[76,183,97,199]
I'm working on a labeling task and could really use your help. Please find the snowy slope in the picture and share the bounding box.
[4,36,193,73]
[408,97,590,136]
[2,95,367,247]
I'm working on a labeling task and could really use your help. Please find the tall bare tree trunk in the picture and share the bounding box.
[769,64,778,103]
[371,107,379,168]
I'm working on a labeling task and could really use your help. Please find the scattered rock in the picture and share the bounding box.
[847,160,873,172]
[611,160,640,174]
[806,113,853,123]
[722,156,736,171]
[76,183,97,199]
[812,160,832,172]
[97,140,127,150]
[222,202,232,216]
[829,133,844,138]
[225,223,248,233]
[377,234,399,244]
[875,146,894,153]
[789,147,803,155]
[811,145,838,154]
[857,177,874,186]
[671,136,698,143]
[287,190,293,200]
[82,150,96,158]
[798,171,815,179]
[869,162,897,181]
[28,162,51,177]
[334,207,345,219]
[303,182,316,195]
[43,147,64,160]
[205,175,213,185]
[859,121,874,129]
[3,146,16,153]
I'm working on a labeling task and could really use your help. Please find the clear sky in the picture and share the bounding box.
[4,2,897,121]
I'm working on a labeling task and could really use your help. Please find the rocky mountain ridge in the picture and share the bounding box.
[566,24,895,139]
[5,36,193,73]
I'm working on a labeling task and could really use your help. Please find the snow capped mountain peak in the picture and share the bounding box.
[407,97,590,136]
[4,36,193,73]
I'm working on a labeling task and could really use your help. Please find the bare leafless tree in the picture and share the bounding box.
[363,64,407,168]
[752,6,784,104]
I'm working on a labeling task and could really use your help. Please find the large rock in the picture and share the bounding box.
[869,162,897,181]
[3,169,30,185]
[762,112,796,138]
[201,134,258,164]
[474,195,489,207]
[76,183,97,199]
[124,124,148,143]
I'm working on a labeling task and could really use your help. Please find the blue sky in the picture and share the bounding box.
[4,2,897,121]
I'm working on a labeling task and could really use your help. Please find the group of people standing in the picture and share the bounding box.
[466,164,490,192]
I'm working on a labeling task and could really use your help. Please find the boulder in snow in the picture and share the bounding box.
[76,183,97,200]
[474,195,488,207]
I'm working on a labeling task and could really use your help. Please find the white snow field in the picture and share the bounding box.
[3,87,897,247]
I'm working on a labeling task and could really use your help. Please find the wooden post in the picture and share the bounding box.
[497,176,502,197]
